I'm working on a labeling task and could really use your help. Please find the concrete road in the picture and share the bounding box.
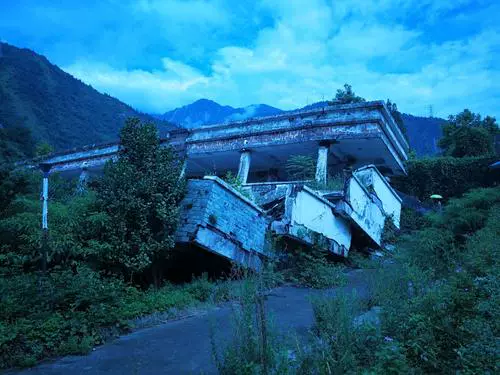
[9,269,372,375]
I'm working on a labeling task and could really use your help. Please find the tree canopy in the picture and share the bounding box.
[439,109,499,157]
[94,118,185,283]
[331,84,366,104]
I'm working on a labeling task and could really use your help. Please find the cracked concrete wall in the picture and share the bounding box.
[289,188,351,254]
[354,166,402,227]
[346,176,386,246]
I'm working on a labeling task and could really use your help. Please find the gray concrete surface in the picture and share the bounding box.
[8,269,372,375]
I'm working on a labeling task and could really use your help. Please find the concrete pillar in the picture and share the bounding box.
[179,159,187,180]
[42,172,49,229]
[237,149,252,184]
[39,163,51,272]
[315,143,329,184]
[77,167,88,193]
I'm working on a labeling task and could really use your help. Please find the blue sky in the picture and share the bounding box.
[2,0,499,118]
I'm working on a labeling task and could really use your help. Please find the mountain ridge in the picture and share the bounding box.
[0,42,176,151]
[161,99,283,128]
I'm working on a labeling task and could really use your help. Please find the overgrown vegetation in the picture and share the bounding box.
[392,155,498,201]
[282,246,347,289]
[285,155,316,181]
[222,170,252,199]
[0,269,249,368]
[211,273,291,375]
[216,186,500,374]
[0,118,188,368]
[285,155,344,191]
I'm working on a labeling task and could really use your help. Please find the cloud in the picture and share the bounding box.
[25,0,497,119]
[63,59,212,113]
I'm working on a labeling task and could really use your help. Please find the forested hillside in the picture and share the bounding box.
[402,114,444,155]
[0,43,175,151]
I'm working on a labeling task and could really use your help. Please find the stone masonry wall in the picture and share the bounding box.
[176,178,268,256]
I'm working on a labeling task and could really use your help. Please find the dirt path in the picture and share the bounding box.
[9,269,373,375]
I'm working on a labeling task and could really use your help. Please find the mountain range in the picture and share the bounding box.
[0,42,175,151]
[161,99,444,155]
[0,42,443,156]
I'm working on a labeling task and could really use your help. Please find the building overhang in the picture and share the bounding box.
[29,101,408,177]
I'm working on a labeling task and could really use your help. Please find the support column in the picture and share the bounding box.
[315,142,329,184]
[40,163,51,273]
[237,149,252,184]
[179,159,187,180]
[77,165,88,193]
[40,165,51,230]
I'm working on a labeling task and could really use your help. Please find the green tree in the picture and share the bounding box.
[285,155,316,180]
[35,142,54,157]
[95,118,185,284]
[330,84,366,104]
[386,99,409,142]
[439,109,498,157]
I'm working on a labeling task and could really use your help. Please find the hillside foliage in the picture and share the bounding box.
[393,155,499,201]
[439,109,499,157]
[0,42,175,150]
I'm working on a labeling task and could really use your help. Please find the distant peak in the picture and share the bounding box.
[191,98,219,106]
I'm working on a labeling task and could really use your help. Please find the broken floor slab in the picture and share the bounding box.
[174,164,403,267]
[252,183,352,257]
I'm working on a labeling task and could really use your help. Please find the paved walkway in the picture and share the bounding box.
[9,270,372,375]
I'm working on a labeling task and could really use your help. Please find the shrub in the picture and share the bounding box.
[184,273,215,302]
[369,188,500,374]
[285,247,347,289]
[211,276,291,375]
[286,155,316,181]
[381,216,398,245]
[392,155,499,201]
[399,207,430,233]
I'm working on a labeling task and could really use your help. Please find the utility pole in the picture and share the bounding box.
[429,105,434,118]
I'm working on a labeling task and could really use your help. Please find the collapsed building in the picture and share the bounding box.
[37,101,408,269]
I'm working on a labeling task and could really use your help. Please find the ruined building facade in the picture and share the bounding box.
[38,101,408,268]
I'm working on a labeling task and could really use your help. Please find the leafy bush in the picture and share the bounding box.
[399,207,429,233]
[184,273,215,302]
[392,155,499,201]
[381,216,398,245]
[222,171,251,199]
[284,247,347,289]
[286,155,316,181]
